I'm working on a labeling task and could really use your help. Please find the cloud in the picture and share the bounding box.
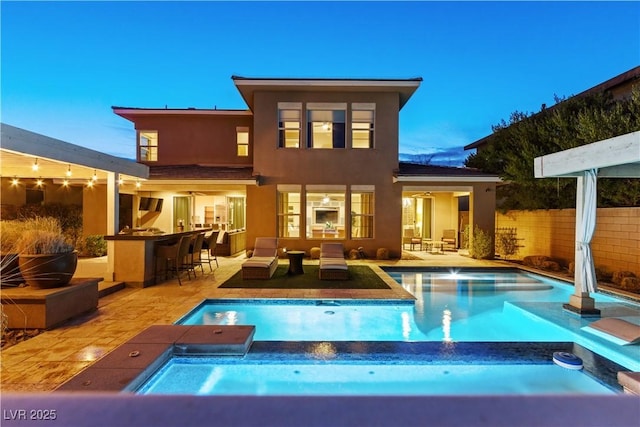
[399,123,477,166]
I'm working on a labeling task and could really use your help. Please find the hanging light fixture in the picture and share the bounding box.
[36,178,44,187]
[135,180,141,188]
[87,179,94,188]
[92,170,98,181]
[11,176,19,186]
[66,165,72,177]
[62,178,69,187]
[32,158,39,171]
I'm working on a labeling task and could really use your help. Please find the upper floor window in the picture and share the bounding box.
[352,103,375,149]
[307,103,346,149]
[237,127,249,156]
[278,102,301,148]
[139,131,158,161]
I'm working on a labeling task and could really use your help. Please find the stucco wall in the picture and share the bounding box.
[496,207,639,275]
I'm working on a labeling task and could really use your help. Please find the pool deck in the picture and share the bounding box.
[2,252,640,427]
[1,252,500,392]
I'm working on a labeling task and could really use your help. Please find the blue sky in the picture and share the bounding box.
[2,1,638,166]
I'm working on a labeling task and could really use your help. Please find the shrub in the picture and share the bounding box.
[470,225,493,259]
[78,235,107,257]
[13,218,74,255]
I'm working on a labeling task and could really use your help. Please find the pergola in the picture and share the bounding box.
[534,131,640,316]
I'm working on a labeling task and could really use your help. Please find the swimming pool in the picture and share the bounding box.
[136,342,622,395]
[177,268,640,371]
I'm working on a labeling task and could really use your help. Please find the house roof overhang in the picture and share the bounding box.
[112,107,252,122]
[142,165,259,189]
[534,131,640,178]
[0,123,148,181]
[231,76,423,111]
[393,162,502,183]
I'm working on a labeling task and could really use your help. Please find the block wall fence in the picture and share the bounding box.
[496,207,639,276]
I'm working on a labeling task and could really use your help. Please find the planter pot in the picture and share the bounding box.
[18,251,78,289]
[0,253,24,287]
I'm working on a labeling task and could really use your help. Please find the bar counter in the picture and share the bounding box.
[104,228,210,287]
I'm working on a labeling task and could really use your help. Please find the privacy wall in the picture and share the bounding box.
[496,207,639,276]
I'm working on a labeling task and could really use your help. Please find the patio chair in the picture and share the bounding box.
[159,235,193,286]
[441,229,457,251]
[241,237,279,279]
[188,232,205,275]
[201,232,216,271]
[319,242,349,280]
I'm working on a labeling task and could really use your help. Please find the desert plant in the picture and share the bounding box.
[495,227,520,260]
[470,225,493,260]
[15,229,74,255]
[13,218,74,255]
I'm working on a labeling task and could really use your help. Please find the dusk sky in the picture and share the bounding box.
[2,1,638,166]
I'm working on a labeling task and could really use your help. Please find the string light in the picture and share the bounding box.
[36,178,44,187]
[32,158,39,171]
[62,179,69,187]
[87,179,94,188]
[11,176,19,186]
[92,170,98,181]
[66,165,72,177]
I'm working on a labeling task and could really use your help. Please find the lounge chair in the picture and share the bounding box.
[241,237,279,279]
[319,242,349,280]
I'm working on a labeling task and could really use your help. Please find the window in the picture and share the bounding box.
[278,103,301,148]
[307,103,346,149]
[306,186,346,239]
[351,187,374,238]
[277,186,301,238]
[236,127,249,156]
[352,103,375,148]
[139,131,158,161]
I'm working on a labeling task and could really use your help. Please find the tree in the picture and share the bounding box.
[465,86,640,210]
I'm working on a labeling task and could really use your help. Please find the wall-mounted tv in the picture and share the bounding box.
[314,208,339,225]
[139,197,163,212]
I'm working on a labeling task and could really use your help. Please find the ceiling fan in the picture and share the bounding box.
[411,191,432,198]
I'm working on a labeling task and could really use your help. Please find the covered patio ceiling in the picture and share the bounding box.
[0,123,148,184]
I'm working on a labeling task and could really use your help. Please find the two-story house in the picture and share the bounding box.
[114,76,500,258]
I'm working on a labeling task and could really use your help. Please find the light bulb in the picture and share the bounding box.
[32,158,39,171]
[92,170,98,181]
[66,165,72,177]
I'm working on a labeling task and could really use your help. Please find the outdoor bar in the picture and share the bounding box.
[104,227,211,287]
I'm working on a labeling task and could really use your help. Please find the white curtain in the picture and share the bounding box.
[577,168,598,293]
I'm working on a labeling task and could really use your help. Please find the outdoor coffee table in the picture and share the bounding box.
[286,251,305,275]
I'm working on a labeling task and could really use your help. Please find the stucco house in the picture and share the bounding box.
[112,76,501,258]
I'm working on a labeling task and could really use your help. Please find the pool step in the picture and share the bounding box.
[56,325,255,392]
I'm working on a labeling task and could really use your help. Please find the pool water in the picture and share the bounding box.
[136,341,623,396]
[139,359,615,396]
[145,268,640,395]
